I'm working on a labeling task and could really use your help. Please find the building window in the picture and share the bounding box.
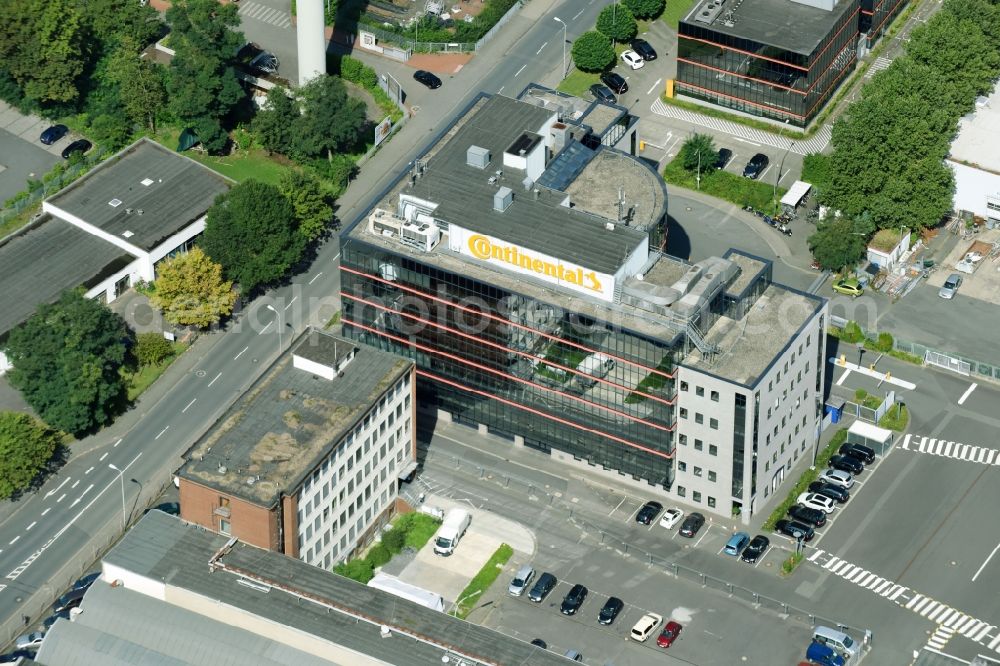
[680,381,689,391]
[677,486,686,497]
[696,386,704,397]
[709,418,718,430]
[219,518,231,535]
[678,461,687,472]
[695,413,703,424]
[680,408,688,419]
[710,390,719,402]
[693,466,702,477]
[219,497,230,508]
[694,439,703,451]
[678,434,688,446]
[709,444,718,456]
[707,497,716,508]
[693,491,702,503]
[708,471,716,482]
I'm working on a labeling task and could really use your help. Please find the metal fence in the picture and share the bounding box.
[0,149,107,232]
[474,0,526,51]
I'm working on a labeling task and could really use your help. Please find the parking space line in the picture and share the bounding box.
[958,382,977,405]
[608,495,627,516]
[754,546,773,568]
[693,524,712,548]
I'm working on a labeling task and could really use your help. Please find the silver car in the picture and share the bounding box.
[507,564,534,597]
[939,274,962,299]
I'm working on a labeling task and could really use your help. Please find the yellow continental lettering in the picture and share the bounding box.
[467,234,604,293]
[532,259,544,272]
[469,234,491,260]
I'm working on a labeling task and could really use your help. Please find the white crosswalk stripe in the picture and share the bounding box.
[972,625,995,642]
[864,56,893,79]
[239,1,292,28]
[900,434,1000,466]
[989,633,1000,651]
[649,98,832,155]
[927,625,956,650]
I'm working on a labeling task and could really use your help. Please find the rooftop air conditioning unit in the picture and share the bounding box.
[400,222,441,252]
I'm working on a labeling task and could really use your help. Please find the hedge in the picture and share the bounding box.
[761,428,848,531]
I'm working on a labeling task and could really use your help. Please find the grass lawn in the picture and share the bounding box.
[189,150,293,186]
[662,154,785,214]
[124,341,188,402]
[558,69,601,98]
[879,404,909,432]
[662,0,698,29]
[450,543,514,619]
[397,512,442,550]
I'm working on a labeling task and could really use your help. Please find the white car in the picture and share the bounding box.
[630,613,663,642]
[659,507,684,529]
[819,468,854,489]
[621,49,645,70]
[797,492,836,514]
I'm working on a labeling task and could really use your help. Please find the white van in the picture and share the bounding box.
[433,509,471,556]
[813,626,858,659]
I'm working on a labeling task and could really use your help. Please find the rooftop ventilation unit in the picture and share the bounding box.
[140,178,154,187]
[109,198,123,208]
[494,186,513,213]
[693,0,726,25]
[467,145,490,169]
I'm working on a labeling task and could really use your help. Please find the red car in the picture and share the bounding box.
[656,621,683,648]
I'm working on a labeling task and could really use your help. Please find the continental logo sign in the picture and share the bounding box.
[465,233,610,297]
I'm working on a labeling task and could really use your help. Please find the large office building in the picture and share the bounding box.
[178,329,416,569]
[947,85,1000,225]
[676,0,906,126]
[340,91,827,522]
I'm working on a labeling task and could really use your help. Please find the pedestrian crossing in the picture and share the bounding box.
[649,97,832,155]
[807,548,999,655]
[238,1,293,29]
[864,56,892,79]
[900,434,1000,466]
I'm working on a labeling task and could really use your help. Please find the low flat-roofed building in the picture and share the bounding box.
[178,329,415,569]
[947,85,1000,225]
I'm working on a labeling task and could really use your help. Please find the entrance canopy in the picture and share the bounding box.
[781,180,812,209]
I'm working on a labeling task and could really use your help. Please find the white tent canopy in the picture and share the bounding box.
[781,180,812,208]
[847,420,894,453]
[368,573,445,612]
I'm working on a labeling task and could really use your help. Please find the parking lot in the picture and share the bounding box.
[0,101,65,204]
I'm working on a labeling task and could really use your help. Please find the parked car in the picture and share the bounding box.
[630,38,657,60]
[590,83,616,104]
[741,535,770,563]
[788,504,827,527]
[530,638,547,649]
[560,584,588,615]
[14,633,44,651]
[659,507,684,529]
[831,278,863,297]
[806,641,845,666]
[620,49,645,70]
[600,71,628,94]
[0,650,36,663]
[52,588,86,613]
[528,572,557,602]
[723,532,750,556]
[678,512,705,537]
[42,609,72,630]
[829,454,864,475]
[839,442,876,464]
[742,153,769,179]
[939,273,962,299]
[775,519,815,542]
[630,613,663,642]
[809,481,850,503]
[72,572,100,591]
[413,70,442,89]
[636,500,663,525]
[563,649,583,662]
[715,148,732,170]
[818,468,854,489]
[61,139,92,160]
[508,564,535,597]
[797,492,836,515]
[249,51,279,74]
[598,596,624,625]
[656,621,683,648]
[39,124,68,145]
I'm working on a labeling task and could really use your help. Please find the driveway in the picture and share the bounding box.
[0,102,64,204]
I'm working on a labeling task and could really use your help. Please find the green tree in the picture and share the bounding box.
[571,31,616,73]
[149,247,236,327]
[0,412,61,499]
[807,214,874,272]
[6,290,133,434]
[78,0,161,50]
[800,153,833,199]
[291,75,367,162]
[623,0,665,19]
[0,0,86,104]
[252,87,299,155]
[200,180,306,294]
[166,0,245,153]
[134,333,175,366]
[908,13,999,111]
[88,112,132,151]
[106,38,167,132]
[382,528,406,553]
[278,171,333,241]
[678,134,716,173]
[596,4,637,43]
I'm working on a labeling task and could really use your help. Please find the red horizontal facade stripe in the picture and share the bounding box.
[677,33,810,72]
[676,58,808,96]
[809,8,860,69]
[674,80,808,119]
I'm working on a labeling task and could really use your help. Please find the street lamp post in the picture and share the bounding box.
[774,120,792,202]
[108,463,126,530]
[266,304,283,354]
[553,17,567,80]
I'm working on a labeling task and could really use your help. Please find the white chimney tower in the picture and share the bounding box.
[296,0,327,86]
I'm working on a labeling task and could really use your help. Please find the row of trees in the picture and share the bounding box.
[572,0,665,73]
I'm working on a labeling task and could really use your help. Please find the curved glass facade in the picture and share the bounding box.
[340,242,679,488]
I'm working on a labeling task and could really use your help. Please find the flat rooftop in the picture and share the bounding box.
[684,284,820,385]
[45,138,231,252]
[0,215,133,337]
[683,0,857,56]
[949,85,1000,175]
[179,330,412,506]
[565,148,666,230]
[102,512,574,666]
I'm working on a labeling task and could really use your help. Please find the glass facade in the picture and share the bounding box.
[731,393,747,499]
[860,0,908,38]
[340,241,679,488]
[676,5,861,126]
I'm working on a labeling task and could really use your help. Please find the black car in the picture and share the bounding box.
[635,500,663,525]
[775,519,815,542]
[530,638,547,649]
[39,124,68,145]
[0,650,36,663]
[413,70,442,89]
[43,609,72,630]
[61,139,92,159]
[715,148,732,170]
[630,38,657,60]
[600,71,628,94]
[840,442,876,464]
[598,596,624,625]
[52,587,86,613]
[742,153,769,179]
[788,504,826,528]
[72,572,100,591]
[809,481,849,503]
[589,83,616,104]
[829,454,864,475]
[740,535,770,563]
[679,512,705,537]
[528,572,557,602]
[560,584,588,615]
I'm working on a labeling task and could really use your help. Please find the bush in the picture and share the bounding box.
[623,0,665,19]
[854,388,868,402]
[841,321,865,343]
[879,404,909,432]
[135,332,175,366]
[762,429,847,530]
[874,332,894,353]
[396,512,442,550]
[307,155,357,195]
[781,552,804,575]
[334,557,374,583]
[368,542,391,568]
[339,56,365,83]
[382,527,406,553]
[572,31,615,73]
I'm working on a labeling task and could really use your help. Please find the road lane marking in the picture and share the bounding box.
[41,508,50,516]
[536,41,548,55]
[284,296,297,310]
[70,484,94,507]
[234,346,249,360]
[308,272,323,285]
[57,494,66,502]
[958,382,977,405]
[8,537,18,545]
[182,398,197,413]
[208,372,222,387]
[260,321,274,334]
[155,426,169,440]
[646,79,661,95]
[572,8,584,19]
[44,478,69,498]
[332,252,341,261]
[71,480,79,489]
[836,368,851,385]
[972,541,1000,582]
[113,438,121,447]
[99,452,108,461]
[515,64,526,77]
[85,466,94,475]
[26,522,36,531]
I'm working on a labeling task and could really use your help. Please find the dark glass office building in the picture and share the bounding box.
[677,0,861,126]
[860,0,908,37]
